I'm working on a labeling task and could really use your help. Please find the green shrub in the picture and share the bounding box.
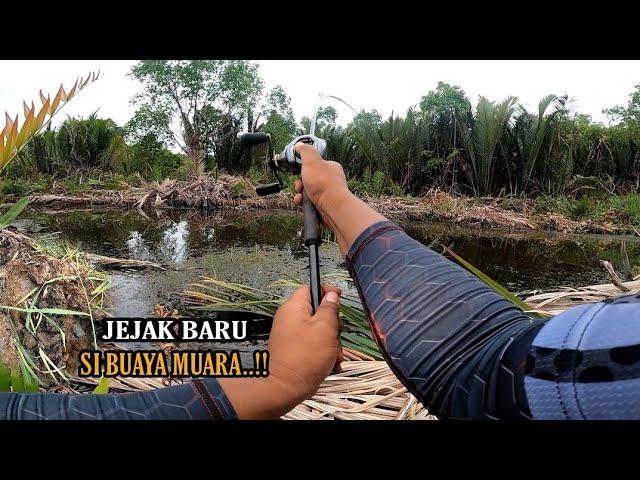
[605,194,640,226]
[569,197,591,220]
[123,134,184,180]
[1,175,53,196]
[56,114,123,169]
[229,181,249,197]
[386,181,405,197]
[499,197,526,211]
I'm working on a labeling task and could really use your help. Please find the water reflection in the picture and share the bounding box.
[22,207,640,294]
[126,231,151,260]
[159,220,189,263]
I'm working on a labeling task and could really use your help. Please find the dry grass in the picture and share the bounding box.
[69,270,640,420]
[523,278,640,316]
[283,360,435,420]
[70,356,436,420]
[29,174,292,211]
[366,191,537,230]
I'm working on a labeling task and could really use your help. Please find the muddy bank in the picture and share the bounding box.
[21,175,636,235]
[0,229,107,388]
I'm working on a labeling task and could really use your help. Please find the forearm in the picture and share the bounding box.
[344,220,536,418]
[320,187,386,255]
[326,197,640,419]
[0,375,304,420]
[0,378,237,420]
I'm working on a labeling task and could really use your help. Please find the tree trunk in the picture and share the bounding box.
[186,146,205,179]
[183,122,205,179]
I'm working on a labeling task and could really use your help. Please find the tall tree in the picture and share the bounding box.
[127,60,263,177]
[261,85,297,152]
[604,84,640,128]
[420,81,472,119]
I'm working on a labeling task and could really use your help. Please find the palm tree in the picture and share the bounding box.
[461,96,517,196]
[518,94,568,190]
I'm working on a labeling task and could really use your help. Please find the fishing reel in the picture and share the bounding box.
[238,132,326,196]
[238,132,327,313]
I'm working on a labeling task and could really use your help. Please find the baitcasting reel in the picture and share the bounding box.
[239,132,327,313]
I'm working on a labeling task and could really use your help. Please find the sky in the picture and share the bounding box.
[0,60,638,130]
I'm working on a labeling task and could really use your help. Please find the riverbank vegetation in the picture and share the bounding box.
[3,60,639,233]
[0,74,113,392]
[12,174,639,235]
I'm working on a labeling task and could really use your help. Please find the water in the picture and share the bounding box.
[18,207,640,318]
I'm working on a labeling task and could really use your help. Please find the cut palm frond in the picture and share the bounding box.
[181,276,382,359]
[444,246,551,318]
[523,279,640,316]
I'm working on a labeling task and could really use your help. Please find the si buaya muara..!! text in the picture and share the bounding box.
[78,318,270,378]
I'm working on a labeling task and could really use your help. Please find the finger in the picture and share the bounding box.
[293,193,302,205]
[293,179,303,193]
[331,348,344,374]
[312,290,341,332]
[322,285,344,329]
[282,285,313,316]
[321,284,342,296]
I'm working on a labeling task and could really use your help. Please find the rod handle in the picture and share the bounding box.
[302,191,322,247]
[308,244,322,314]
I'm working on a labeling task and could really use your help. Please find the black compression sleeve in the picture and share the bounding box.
[346,221,541,419]
[0,378,237,420]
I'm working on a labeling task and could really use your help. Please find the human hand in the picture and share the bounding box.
[267,285,344,411]
[291,143,386,255]
[219,284,344,419]
[292,143,350,220]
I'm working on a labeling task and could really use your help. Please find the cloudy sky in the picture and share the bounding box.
[0,60,638,129]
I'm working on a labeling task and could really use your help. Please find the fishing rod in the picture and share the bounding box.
[238,131,326,313]
[239,94,358,313]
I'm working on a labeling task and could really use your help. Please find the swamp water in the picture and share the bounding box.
[15,207,640,358]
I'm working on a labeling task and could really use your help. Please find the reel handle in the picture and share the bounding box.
[239,132,270,147]
[256,183,282,196]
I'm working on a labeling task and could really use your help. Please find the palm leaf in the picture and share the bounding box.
[0,197,29,229]
[471,96,516,195]
[0,363,11,392]
[520,94,568,189]
[92,377,110,394]
[0,72,101,173]
[444,246,551,318]
[182,277,383,359]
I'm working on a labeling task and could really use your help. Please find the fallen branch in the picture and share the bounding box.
[600,260,630,292]
[85,254,165,270]
[621,241,633,281]
[0,228,36,246]
[0,229,164,270]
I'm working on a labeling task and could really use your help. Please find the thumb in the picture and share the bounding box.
[295,142,323,166]
[312,290,341,331]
